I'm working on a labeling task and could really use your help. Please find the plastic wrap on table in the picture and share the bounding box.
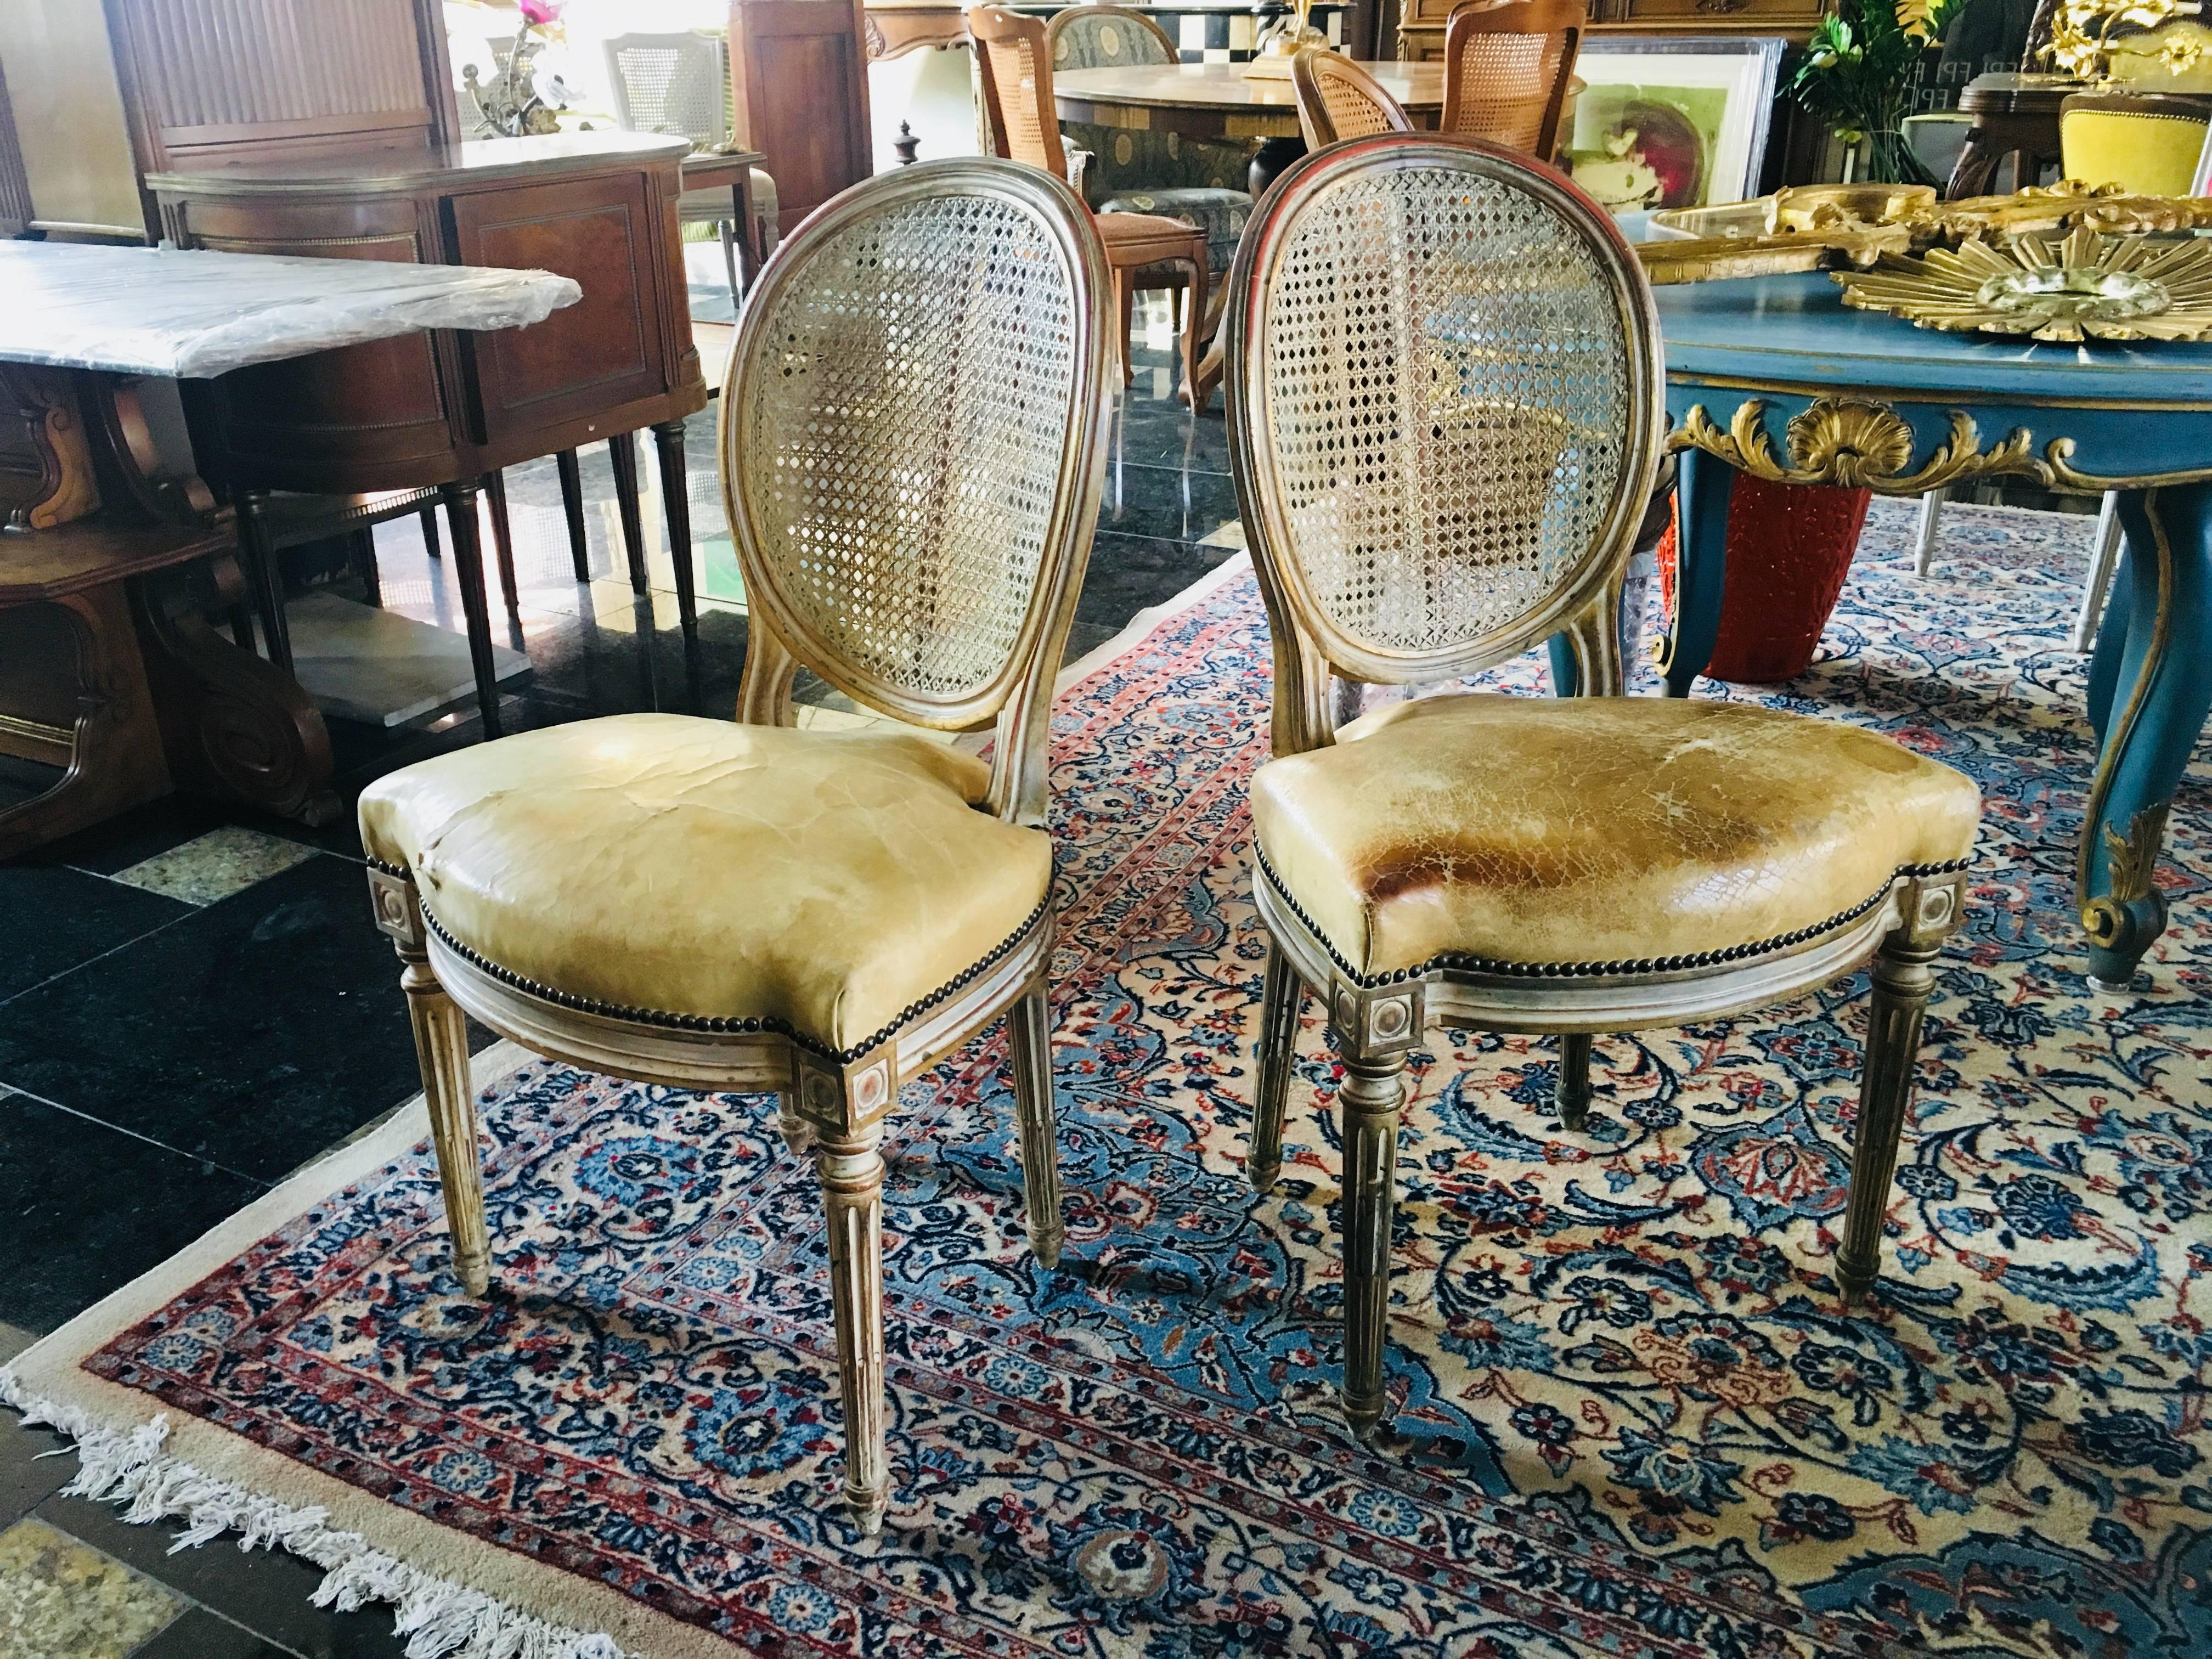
[0,240,582,380]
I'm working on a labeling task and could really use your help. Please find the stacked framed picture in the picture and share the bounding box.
[1561,36,1787,216]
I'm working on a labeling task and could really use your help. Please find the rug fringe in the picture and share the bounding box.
[0,1367,628,1659]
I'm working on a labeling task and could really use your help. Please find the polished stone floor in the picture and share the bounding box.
[0,294,1238,1656]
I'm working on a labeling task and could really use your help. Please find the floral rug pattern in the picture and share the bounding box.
[84,502,2212,1657]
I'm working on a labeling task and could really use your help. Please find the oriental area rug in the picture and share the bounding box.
[8,500,2212,1659]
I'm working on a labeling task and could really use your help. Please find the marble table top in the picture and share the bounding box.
[0,241,581,380]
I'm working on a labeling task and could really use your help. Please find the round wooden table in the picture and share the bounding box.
[1052,60,1444,194]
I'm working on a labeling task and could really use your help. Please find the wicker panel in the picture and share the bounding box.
[737,193,1080,699]
[1315,66,1402,140]
[1260,165,1629,653]
[606,33,730,148]
[1442,33,1568,154]
[980,35,1056,172]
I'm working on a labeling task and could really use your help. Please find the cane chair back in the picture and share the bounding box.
[721,157,1113,822]
[1290,49,1415,149]
[603,32,732,149]
[1224,134,1663,752]
[971,8,1071,181]
[1047,4,1180,69]
[1438,0,1584,160]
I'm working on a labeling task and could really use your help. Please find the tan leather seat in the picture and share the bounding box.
[1250,693,1982,979]
[358,713,1051,1053]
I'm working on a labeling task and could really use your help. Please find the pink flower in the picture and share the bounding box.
[517,0,563,25]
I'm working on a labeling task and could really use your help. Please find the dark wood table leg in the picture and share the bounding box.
[236,489,294,674]
[482,470,520,617]
[353,527,382,610]
[732,173,761,292]
[653,419,704,714]
[555,449,591,582]
[439,478,505,742]
[607,431,651,596]
[419,506,444,561]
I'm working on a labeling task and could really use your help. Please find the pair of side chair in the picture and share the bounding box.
[357,143,1979,1532]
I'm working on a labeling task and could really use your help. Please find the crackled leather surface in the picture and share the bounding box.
[1250,694,1981,976]
[359,714,1051,1049]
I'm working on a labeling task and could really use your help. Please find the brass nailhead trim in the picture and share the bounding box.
[371,858,1049,1064]
[1252,845,1972,990]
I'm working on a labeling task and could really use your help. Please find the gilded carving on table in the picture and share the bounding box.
[1836,227,2212,343]
[1668,397,2045,493]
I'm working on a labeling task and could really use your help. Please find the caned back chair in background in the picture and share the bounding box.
[1438,0,1584,159]
[1289,48,1414,150]
[1224,134,1982,1438]
[971,5,1211,399]
[358,159,1114,1534]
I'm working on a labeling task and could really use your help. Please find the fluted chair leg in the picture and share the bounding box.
[394,943,492,1296]
[775,1091,817,1154]
[816,1123,890,1533]
[1837,926,1944,1306]
[1249,938,1300,1193]
[1007,983,1064,1269]
[1338,1052,1406,1439]
[1555,1032,1593,1131]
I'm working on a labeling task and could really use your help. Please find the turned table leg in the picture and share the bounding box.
[1658,447,1734,699]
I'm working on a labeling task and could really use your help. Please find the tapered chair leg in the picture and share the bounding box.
[775,1092,817,1154]
[393,941,492,1296]
[1250,938,1300,1193]
[419,506,444,561]
[1007,983,1064,1269]
[482,470,520,617]
[1912,487,1948,576]
[1177,256,1207,410]
[439,479,505,741]
[1837,926,1945,1305]
[555,449,591,582]
[2071,490,2125,653]
[816,1123,890,1534]
[1338,1051,1406,1438]
[1112,268,1134,387]
[1555,1032,1593,1131]
[719,219,742,308]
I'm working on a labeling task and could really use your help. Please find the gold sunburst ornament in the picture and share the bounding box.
[1835,227,2212,342]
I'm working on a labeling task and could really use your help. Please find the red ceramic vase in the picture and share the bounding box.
[1655,474,1874,684]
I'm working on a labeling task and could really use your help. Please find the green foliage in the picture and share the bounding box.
[1791,0,1968,180]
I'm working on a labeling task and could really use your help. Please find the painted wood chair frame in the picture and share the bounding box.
[1290,48,1415,150]
[1222,134,1973,1437]
[366,158,1114,1534]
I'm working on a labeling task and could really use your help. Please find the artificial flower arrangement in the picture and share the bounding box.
[2045,0,2208,81]
[466,0,571,138]
[1791,0,1967,185]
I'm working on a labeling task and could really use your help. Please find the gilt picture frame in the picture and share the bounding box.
[1564,35,1785,217]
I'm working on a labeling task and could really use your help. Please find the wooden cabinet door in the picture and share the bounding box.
[447,170,668,444]
[727,0,873,233]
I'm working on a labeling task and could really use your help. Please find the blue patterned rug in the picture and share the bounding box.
[24,500,2212,1657]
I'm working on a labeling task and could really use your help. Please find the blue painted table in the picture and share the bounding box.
[1653,272,2212,990]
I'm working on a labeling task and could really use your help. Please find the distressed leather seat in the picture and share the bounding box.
[359,716,1051,1052]
[1251,695,1980,979]
[356,160,1115,1535]
[1224,136,1982,1440]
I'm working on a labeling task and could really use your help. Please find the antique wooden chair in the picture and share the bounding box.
[1437,0,1584,160]
[1223,136,1982,1438]
[358,159,1113,1533]
[1290,49,1414,150]
[972,5,1211,402]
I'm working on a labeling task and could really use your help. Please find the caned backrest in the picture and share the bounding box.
[1291,49,1415,150]
[970,8,1069,181]
[722,160,1113,823]
[604,32,732,150]
[1439,0,1584,161]
[1047,5,1180,71]
[1224,136,1664,754]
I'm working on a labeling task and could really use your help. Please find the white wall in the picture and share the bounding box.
[867,45,983,172]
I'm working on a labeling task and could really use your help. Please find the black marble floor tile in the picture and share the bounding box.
[1097,460,1240,546]
[0,1412,75,1532]
[37,1493,405,1659]
[1077,531,1240,630]
[0,867,191,1003]
[129,1608,301,1659]
[0,1090,266,1336]
[20,795,346,880]
[1110,395,1233,477]
[0,855,447,1184]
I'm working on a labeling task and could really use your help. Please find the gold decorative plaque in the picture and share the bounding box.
[1833,226,2212,343]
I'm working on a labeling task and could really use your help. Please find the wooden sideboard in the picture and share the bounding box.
[1397,3,1821,60]
[145,134,706,496]
[729,0,876,235]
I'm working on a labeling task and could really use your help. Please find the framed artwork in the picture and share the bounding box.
[1562,36,1786,216]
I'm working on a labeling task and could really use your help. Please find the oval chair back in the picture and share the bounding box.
[1223,133,1664,753]
[1290,48,1415,150]
[2059,90,2212,198]
[721,156,1115,822]
[1438,0,1585,160]
[1045,3,1180,70]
